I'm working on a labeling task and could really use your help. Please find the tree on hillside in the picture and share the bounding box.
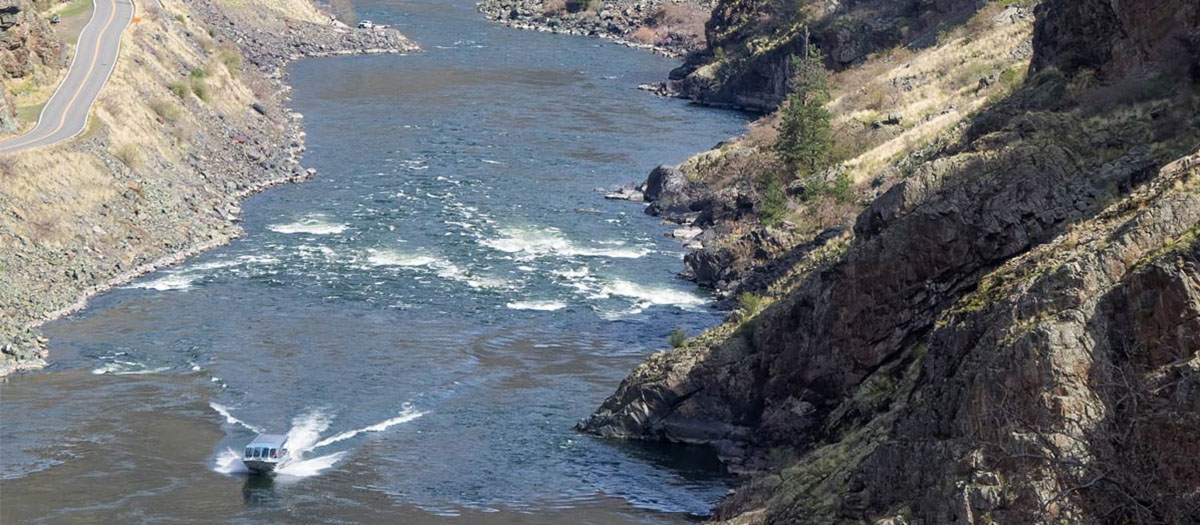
[774,38,833,177]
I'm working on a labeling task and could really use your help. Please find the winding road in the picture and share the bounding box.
[0,0,134,154]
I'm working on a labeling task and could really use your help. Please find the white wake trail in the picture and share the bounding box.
[211,405,424,478]
[311,408,425,449]
[283,410,333,453]
[210,403,264,434]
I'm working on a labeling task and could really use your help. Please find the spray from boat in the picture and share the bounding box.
[211,403,424,478]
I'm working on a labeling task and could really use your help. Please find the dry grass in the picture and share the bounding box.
[644,3,708,47]
[824,2,1038,183]
[216,0,328,26]
[196,35,216,53]
[140,4,162,21]
[631,26,657,44]
[216,45,244,77]
[743,112,781,148]
[148,98,182,123]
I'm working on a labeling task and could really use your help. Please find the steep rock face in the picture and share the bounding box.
[0,0,62,79]
[1030,0,1200,78]
[840,156,1200,523]
[581,0,1200,521]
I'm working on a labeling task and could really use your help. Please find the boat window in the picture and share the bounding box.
[245,448,252,458]
[270,449,278,458]
[281,448,287,458]
[253,448,261,458]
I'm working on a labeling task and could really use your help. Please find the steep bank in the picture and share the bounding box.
[581,0,1200,522]
[0,0,415,374]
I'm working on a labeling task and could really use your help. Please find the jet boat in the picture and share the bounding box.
[243,434,288,474]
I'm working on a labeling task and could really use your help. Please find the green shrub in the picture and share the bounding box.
[217,47,243,77]
[668,326,687,348]
[760,173,788,227]
[738,292,767,317]
[999,65,1025,89]
[775,42,833,176]
[805,172,855,204]
[189,67,208,79]
[168,81,189,98]
[190,78,211,102]
[713,46,727,62]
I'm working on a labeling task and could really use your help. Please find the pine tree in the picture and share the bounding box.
[774,37,833,176]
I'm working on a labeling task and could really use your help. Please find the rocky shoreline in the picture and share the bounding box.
[478,0,711,58]
[0,0,417,375]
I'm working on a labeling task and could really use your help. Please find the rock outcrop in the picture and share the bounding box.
[1030,0,1199,79]
[0,0,62,79]
[581,0,1200,522]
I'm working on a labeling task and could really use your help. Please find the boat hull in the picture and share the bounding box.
[244,459,278,474]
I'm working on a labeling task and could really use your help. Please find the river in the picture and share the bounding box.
[0,0,748,522]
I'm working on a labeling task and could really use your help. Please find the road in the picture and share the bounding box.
[0,0,135,154]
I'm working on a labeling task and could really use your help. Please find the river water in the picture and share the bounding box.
[0,0,748,522]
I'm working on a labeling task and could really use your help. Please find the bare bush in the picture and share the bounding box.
[744,112,782,147]
[113,143,143,170]
[648,3,708,46]
[629,26,656,44]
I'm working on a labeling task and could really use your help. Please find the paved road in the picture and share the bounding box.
[0,0,134,154]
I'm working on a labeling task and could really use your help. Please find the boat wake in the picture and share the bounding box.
[211,404,425,478]
[210,402,265,434]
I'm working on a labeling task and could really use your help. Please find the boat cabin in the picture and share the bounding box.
[243,434,288,474]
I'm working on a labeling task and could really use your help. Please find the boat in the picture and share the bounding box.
[356,20,389,29]
[243,434,289,474]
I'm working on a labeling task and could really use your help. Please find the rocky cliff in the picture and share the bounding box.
[0,0,61,78]
[0,0,415,374]
[581,0,1200,522]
